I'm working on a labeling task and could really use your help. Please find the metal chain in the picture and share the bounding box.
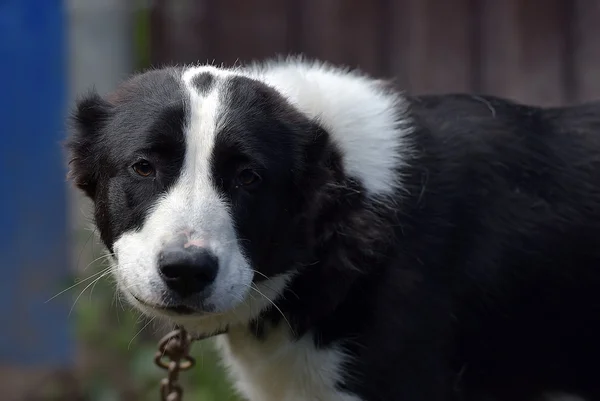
[154,327,196,401]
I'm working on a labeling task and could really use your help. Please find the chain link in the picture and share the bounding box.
[154,327,196,401]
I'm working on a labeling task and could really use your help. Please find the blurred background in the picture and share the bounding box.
[1,0,599,400]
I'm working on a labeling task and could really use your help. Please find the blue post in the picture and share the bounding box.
[0,0,73,367]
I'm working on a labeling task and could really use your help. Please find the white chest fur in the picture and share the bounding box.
[216,325,363,401]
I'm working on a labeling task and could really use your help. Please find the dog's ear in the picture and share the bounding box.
[66,91,113,199]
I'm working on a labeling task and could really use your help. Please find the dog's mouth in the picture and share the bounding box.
[130,293,199,316]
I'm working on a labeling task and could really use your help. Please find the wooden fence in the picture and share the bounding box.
[149,0,600,106]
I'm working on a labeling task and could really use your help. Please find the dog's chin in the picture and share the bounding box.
[128,293,193,316]
[125,291,221,319]
[125,291,241,337]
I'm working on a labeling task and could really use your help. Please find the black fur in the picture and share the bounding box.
[68,65,600,401]
[192,72,215,94]
[212,76,335,281]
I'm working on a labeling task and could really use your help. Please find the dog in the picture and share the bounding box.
[67,57,600,401]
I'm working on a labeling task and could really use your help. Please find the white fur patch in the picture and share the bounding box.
[218,325,363,401]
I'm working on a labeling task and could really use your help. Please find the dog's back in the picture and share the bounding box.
[363,94,600,400]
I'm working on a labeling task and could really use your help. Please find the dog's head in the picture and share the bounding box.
[67,65,336,331]
[67,60,405,333]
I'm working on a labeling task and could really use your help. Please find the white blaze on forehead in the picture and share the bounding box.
[178,65,236,196]
[180,69,220,189]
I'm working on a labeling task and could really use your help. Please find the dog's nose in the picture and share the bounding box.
[157,241,218,298]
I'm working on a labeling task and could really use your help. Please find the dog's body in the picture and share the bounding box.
[68,58,600,401]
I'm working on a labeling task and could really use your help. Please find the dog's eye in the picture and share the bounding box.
[236,169,261,187]
[132,160,155,177]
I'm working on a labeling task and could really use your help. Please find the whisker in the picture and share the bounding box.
[88,271,106,302]
[250,269,271,281]
[68,269,113,316]
[220,238,251,245]
[75,229,96,272]
[249,283,292,332]
[45,265,113,303]
[81,252,115,272]
[112,290,123,323]
[128,316,156,349]
[248,270,293,296]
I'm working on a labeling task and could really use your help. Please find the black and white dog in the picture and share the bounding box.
[67,57,600,401]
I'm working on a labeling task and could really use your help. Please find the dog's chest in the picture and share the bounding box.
[216,327,363,401]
